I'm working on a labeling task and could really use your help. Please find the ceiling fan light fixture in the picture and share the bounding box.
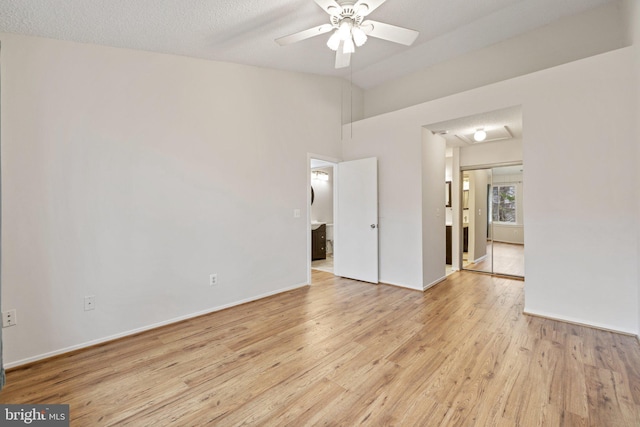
[338,20,352,40]
[326,30,341,51]
[473,129,487,142]
[352,27,368,47]
[343,37,355,53]
[275,0,420,70]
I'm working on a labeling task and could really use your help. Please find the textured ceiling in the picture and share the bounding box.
[0,0,616,88]
[425,106,522,148]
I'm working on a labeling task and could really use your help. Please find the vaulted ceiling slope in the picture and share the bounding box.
[0,0,628,89]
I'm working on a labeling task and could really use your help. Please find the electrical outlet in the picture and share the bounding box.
[2,309,17,328]
[84,295,96,311]
[209,273,218,286]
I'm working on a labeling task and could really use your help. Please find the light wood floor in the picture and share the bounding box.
[464,241,525,277]
[2,270,640,426]
[311,254,333,273]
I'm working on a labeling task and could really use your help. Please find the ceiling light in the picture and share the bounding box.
[274,2,420,71]
[312,170,329,181]
[326,30,341,51]
[351,27,368,47]
[337,20,352,40]
[473,129,487,142]
[343,37,355,54]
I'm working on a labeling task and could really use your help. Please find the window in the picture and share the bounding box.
[492,185,516,223]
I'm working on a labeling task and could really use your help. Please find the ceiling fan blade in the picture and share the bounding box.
[313,0,342,15]
[275,24,334,46]
[361,20,419,46]
[353,0,387,17]
[335,48,351,69]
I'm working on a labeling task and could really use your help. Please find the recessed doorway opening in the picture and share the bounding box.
[426,105,524,279]
[309,158,336,275]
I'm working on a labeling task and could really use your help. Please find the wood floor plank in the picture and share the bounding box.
[1,270,640,426]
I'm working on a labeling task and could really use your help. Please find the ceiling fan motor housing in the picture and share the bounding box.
[330,3,366,26]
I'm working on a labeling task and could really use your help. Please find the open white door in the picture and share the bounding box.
[334,157,379,283]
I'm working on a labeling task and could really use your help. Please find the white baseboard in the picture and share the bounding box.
[524,308,637,336]
[492,239,524,245]
[377,276,447,292]
[378,280,422,291]
[5,281,309,369]
[473,254,488,263]
[423,276,446,291]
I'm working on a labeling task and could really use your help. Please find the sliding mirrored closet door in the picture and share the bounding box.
[461,165,524,278]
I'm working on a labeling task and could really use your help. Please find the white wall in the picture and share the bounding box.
[344,47,638,334]
[468,170,489,264]
[311,167,334,253]
[363,2,628,118]
[636,1,640,341]
[0,33,344,366]
[522,50,636,333]
[310,167,333,224]
[445,157,453,182]
[626,0,640,338]
[341,120,424,290]
[492,225,522,245]
[445,156,453,226]
[460,139,523,168]
[421,129,446,289]
[341,80,365,124]
[450,148,461,269]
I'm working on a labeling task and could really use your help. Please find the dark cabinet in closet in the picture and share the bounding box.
[312,224,326,260]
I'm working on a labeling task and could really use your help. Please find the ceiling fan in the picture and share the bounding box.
[276,0,419,69]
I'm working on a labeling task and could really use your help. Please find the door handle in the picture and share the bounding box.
[370,224,377,229]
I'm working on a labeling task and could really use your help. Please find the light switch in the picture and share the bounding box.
[293,209,301,218]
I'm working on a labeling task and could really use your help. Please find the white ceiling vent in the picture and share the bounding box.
[454,126,513,145]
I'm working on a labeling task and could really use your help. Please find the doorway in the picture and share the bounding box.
[309,159,336,273]
[307,156,380,285]
[310,159,336,274]
[428,105,523,279]
[461,165,524,277]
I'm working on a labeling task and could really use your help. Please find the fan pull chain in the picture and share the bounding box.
[350,57,353,138]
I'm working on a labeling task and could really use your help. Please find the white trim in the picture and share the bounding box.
[492,238,524,245]
[460,161,522,171]
[474,254,487,263]
[524,308,637,336]
[378,279,422,291]
[5,281,309,369]
[423,275,447,291]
